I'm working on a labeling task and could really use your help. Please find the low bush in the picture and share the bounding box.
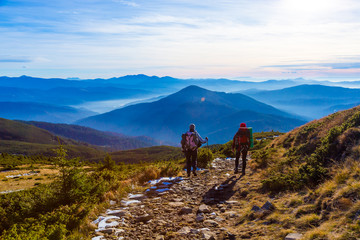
[197,148,214,168]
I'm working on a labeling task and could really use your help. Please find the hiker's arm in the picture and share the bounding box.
[197,133,207,143]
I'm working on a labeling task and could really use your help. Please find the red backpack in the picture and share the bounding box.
[234,128,250,150]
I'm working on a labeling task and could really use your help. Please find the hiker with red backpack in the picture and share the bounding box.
[181,124,208,177]
[232,123,252,175]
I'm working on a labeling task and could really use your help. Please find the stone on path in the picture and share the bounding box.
[196,213,205,222]
[198,204,212,213]
[178,226,191,235]
[204,219,219,227]
[285,233,303,240]
[179,207,193,214]
[98,228,116,234]
[135,214,153,223]
[225,211,238,218]
[106,209,126,217]
[168,201,184,207]
[202,230,216,240]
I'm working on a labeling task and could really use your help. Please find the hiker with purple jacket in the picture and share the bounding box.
[181,124,208,177]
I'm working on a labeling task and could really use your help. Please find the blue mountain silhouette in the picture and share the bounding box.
[77,85,305,144]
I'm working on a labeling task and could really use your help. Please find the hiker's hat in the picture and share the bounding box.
[240,122,246,127]
[189,123,195,131]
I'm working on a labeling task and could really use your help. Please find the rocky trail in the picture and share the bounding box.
[91,158,299,240]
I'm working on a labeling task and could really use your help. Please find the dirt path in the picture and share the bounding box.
[91,158,278,240]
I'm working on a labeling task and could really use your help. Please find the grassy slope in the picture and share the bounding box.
[247,106,360,239]
[258,105,360,190]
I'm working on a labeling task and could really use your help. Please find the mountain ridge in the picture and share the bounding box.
[77,85,306,144]
[21,121,161,151]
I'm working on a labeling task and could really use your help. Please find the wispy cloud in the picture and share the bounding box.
[264,62,360,70]
[113,0,139,7]
[1,0,360,79]
[0,58,31,63]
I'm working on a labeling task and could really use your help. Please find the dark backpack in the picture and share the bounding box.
[234,128,250,150]
[181,132,199,151]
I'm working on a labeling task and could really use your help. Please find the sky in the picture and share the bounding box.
[1,0,360,80]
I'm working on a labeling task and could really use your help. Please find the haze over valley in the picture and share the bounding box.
[1,74,360,145]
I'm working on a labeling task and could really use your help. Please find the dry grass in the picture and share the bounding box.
[296,214,321,229]
[0,165,59,192]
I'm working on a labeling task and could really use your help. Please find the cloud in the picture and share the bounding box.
[263,62,360,70]
[1,0,360,79]
[0,58,31,63]
[325,63,360,69]
[113,0,139,7]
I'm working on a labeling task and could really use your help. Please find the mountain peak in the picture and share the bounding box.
[176,85,210,95]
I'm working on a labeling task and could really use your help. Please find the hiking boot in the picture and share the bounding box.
[193,171,197,176]
[234,169,239,174]
[242,170,245,175]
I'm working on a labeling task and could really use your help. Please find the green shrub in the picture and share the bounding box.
[197,148,214,168]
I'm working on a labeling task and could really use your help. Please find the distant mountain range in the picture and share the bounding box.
[77,85,306,144]
[1,74,360,145]
[0,102,96,123]
[247,84,360,119]
[2,75,358,93]
[21,121,161,151]
[1,75,359,121]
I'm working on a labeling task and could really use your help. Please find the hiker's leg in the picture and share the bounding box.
[242,149,248,175]
[192,150,198,175]
[235,150,240,173]
[185,152,191,176]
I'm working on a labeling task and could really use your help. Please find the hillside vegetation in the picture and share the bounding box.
[256,105,360,191]
[246,105,360,239]
[0,146,184,239]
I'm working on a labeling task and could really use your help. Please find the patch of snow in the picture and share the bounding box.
[120,199,141,206]
[148,176,182,185]
[92,236,104,240]
[92,216,105,225]
[161,182,172,185]
[106,209,124,215]
[128,193,145,199]
[156,188,170,193]
[5,171,39,179]
[96,216,121,230]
